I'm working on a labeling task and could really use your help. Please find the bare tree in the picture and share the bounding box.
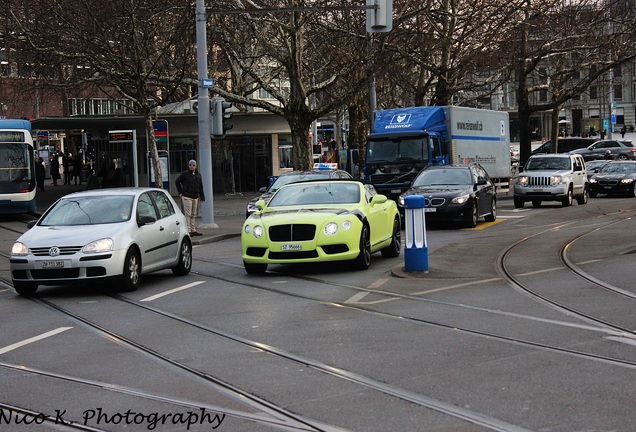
[208,0,371,171]
[507,0,636,164]
[8,0,197,185]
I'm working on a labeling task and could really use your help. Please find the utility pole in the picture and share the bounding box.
[196,0,217,228]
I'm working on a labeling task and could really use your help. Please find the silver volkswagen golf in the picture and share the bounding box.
[10,188,192,296]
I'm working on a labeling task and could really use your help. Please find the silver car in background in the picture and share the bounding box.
[10,188,192,296]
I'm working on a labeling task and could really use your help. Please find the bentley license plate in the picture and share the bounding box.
[38,260,65,269]
[281,244,301,251]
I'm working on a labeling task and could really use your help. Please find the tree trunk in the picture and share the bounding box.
[145,112,162,187]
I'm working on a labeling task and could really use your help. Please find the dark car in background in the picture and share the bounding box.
[245,168,353,218]
[570,140,636,161]
[585,160,610,180]
[398,163,496,228]
[589,161,636,197]
[532,137,597,155]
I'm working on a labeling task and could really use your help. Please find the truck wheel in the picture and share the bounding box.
[532,199,542,207]
[576,186,589,205]
[562,186,573,207]
[484,198,496,222]
[513,197,524,209]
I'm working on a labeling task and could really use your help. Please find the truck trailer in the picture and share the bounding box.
[364,106,511,202]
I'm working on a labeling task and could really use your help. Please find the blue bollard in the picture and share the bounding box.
[403,195,428,272]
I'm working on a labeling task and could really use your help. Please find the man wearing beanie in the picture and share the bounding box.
[175,159,205,236]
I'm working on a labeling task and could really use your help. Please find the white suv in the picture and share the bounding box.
[513,154,588,208]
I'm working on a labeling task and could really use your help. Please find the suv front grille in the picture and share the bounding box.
[527,177,553,187]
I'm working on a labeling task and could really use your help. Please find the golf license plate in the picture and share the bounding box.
[281,244,301,251]
[37,260,66,269]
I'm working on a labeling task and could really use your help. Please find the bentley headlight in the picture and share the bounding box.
[517,176,529,187]
[341,220,352,230]
[82,238,113,254]
[324,222,338,236]
[11,242,29,256]
[252,225,264,238]
[244,225,251,234]
[451,194,470,204]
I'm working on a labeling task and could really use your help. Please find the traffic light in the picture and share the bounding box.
[211,98,233,137]
[366,0,393,33]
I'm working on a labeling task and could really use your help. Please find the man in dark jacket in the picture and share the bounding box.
[175,159,205,236]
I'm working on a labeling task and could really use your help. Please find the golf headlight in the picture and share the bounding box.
[83,238,113,254]
[11,242,29,256]
[451,194,470,204]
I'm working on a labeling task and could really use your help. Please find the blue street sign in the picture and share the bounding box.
[202,78,214,88]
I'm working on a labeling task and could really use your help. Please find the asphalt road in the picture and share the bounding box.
[0,194,635,431]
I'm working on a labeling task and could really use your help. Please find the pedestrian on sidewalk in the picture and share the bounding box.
[175,159,205,237]
[50,153,61,186]
[73,155,83,185]
[63,153,73,185]
[35,157,46,192]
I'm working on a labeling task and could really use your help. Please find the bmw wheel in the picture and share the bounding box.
[381,216,401,258]
[464,202,478,228]
[353,224,371,270]
[484,198,497,222]
[121,248,141,292]
[172,238,192,276]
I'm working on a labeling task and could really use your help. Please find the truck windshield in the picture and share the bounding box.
[367,137,428,163]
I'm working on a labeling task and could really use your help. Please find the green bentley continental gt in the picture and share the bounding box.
[242,180,401,274]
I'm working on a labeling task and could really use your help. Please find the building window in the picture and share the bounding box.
[589,86,598,100]
[614,65,621,78]
[614,85,622,100]
[539,90,547,102]
[279,146,293,169]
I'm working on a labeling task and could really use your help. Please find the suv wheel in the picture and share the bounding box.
[576,186,589,205]
[513,197,524,209]
[532,199,542,207]
[562,186,573,207]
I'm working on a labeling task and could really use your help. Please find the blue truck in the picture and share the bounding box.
[364,106,511,202]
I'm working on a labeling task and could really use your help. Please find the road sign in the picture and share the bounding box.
[202,78,214,88]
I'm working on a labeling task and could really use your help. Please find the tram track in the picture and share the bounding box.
[1,208,635,431]
[496,213,636,335]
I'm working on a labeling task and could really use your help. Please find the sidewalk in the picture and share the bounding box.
[34,182,253,245]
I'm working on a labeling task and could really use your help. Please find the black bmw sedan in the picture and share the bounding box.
[398,163,497,228]
[589,161,636,198]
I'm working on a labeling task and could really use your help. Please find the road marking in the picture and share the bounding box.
[140,281,206,302]
[345,292,370,303]
[0,327,73,355]
[497,215,526,219]
[462,220,505,230]
[344,278,389,303]
[411,278,502,295]
[368,278,388,289]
